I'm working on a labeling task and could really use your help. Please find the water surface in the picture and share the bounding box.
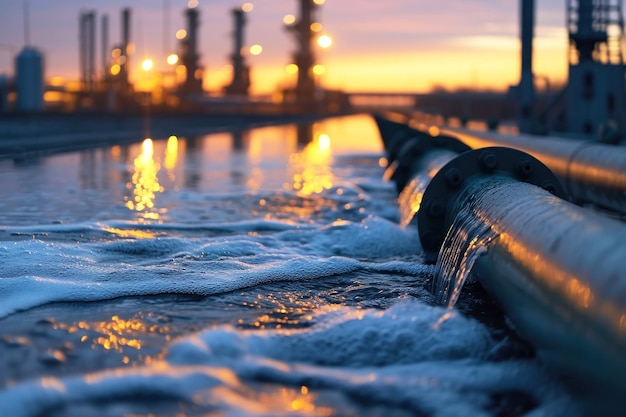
[0,114,576,416]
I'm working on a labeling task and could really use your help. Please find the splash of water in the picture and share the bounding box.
[432,202,498,307]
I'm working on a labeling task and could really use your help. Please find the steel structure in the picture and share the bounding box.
[564,0,626,136]
[224,7,250,95]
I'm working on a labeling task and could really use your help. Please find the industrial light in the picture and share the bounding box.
[141,58,154,71]
[249,44,263,56]
[166,54,179,65]
[317,34,332,48]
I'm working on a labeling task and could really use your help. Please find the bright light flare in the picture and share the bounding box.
[242,2,253,12]
[166,53,179,65]
[176,29,187,40]
[283,14,296,25]
[317,35,332,48]
[313,0,325,4]
[249,44,263,56]
[187,0,199,9]
[285,64,298,74]
[141,59,154,71]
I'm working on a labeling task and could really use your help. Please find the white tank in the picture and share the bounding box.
[15,47,44,112]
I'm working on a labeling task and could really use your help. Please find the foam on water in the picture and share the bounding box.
[0,118,580,416]
[0,300,577,417]
[0,215,425,319]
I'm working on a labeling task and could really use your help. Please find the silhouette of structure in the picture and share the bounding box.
[224,7,250,96]
[518,0,535,133]
[563,0,626,138]
[285,0,319,107]
[15,47,44,112]
[179,3,204,102]
[79,11,97,93]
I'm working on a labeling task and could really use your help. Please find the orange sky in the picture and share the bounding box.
[0,0,570,95]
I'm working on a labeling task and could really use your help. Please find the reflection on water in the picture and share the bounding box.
[290,128,334,196]
[51,314,169,366]
[164,135,179,180]
[125,138,165,221]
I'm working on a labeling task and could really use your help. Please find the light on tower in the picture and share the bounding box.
[167,54,179,65]
[141,58,154,71]
[249,44,263,56]
[317,34,333,48]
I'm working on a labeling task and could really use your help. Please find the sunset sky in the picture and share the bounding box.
[0,0,569,95]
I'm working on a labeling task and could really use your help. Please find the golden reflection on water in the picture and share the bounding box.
[237,292,319,330]
[52,314,169,366]
[164,135,179,180]
[209,385,333,417]
[124,138,164,221]
[102,227,156,239]
[290,131,334,196]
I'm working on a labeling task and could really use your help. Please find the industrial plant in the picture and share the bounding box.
[0,0,347,116]
[1,0,626,139]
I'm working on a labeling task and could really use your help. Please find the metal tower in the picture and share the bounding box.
[286,0,319,104]
[518,0,535,133]
[225,7,250,95]
[179,3,204,98]
[79,10,97,93]
[565,0,626,138]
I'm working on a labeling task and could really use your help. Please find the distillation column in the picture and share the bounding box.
[179,2,204,99]
[225,7,250,95]
[286,0,318,105]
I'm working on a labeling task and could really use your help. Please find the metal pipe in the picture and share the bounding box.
[446,176,626,414]
[378,114,626,412]
[440,127,626,214]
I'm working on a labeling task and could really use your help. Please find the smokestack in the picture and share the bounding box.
[102,14,109,80]
[121,7,131,85]
[225,8,250,95]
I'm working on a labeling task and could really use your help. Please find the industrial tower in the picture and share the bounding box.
[286,0,319,105]
[565,0,626,138]
[179,3,204,100]
[224,7,250,95]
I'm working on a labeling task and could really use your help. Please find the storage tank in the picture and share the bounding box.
[0,75,9,112]
[15,47,44,112]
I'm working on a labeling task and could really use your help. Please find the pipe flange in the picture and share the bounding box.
[418,146,567,263]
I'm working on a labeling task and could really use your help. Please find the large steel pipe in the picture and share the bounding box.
[440,127,626,215]
[418,149,626,414]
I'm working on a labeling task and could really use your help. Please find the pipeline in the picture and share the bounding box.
[375,112,626,215]
[439,127,626,215]
[374,114,626,414]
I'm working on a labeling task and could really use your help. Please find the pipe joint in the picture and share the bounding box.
[417,146,566,263]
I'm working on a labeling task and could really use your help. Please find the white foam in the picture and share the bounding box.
[0,301,578,417]
[0,216,427,319]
